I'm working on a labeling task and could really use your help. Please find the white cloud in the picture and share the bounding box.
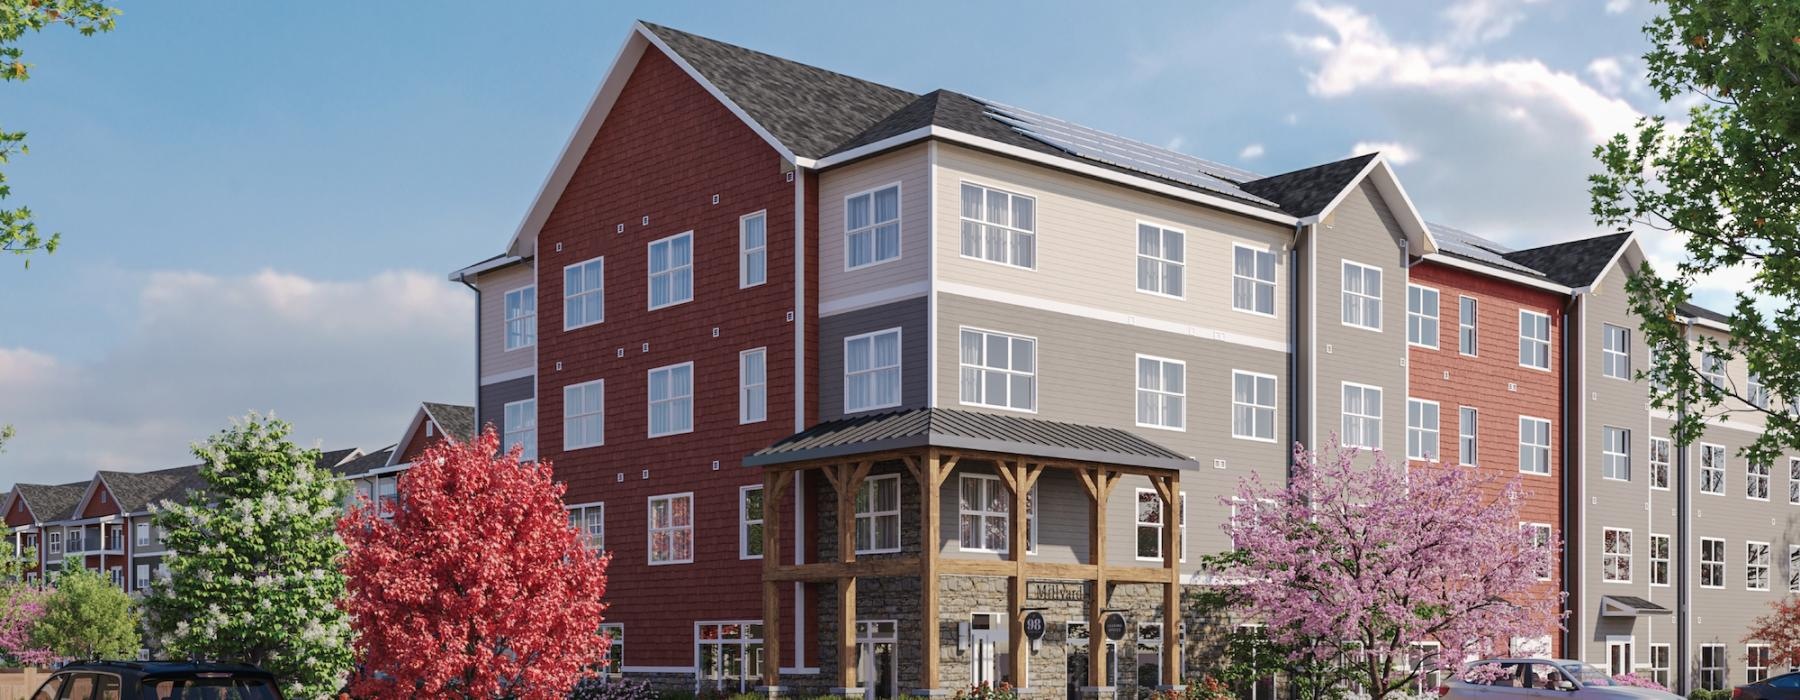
[1165,135,1186,151]
[1239,143,1266,160]
[0,269,471,486]
[1441,0,1546,45]
[1605,0,1630,14]
[1587,57,1625,95]
[1350,141,1418,164]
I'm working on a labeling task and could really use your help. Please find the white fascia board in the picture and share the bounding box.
[448,255,525,283]
[1419,253,1573,294]
[1300,157,1439,256]
[1575,233,1641,293]
[386,406,433,468]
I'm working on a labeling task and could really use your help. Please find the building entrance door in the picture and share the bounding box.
[970,613,1010,687]
[857,620,898,700]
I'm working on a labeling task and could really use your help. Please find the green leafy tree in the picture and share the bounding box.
[0,424,12,453]
[146,413,352,699]
[1591,0,1800,459]
[1,0,120,267]
[31,559,137,660]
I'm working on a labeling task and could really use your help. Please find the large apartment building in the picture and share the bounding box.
[421,20,1787,700]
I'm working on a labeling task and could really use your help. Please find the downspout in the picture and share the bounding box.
[457,275,481,428]
[1562,293,1581,661]
[1289,221,1305,469]
[1676,319,1693,694]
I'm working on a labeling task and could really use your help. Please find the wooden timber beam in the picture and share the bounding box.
[1008,459,1028,691]
[1162,470,1183,688]
[919,449,942,693]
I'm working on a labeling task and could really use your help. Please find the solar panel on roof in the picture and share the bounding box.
[978,99,1280,208]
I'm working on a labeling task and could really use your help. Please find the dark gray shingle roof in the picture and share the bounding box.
[745,407,1197,471]
[1498,232,1633,288]
[333,446,396,478]
[12,482,87,522]
[1238,154,1378,218]
[1679,302,1730,324]
[99,466,200,513]
[1427,222,1558,281]
[421,403,476,443]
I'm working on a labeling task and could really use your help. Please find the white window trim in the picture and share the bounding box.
[1602,426,1631,482]
[1603,527,1633,583]
[957,474,1010,554]
[739,347,768,425]
[502,397,538,461]
[1524,522,1553,581]
[1790,458,1800,505]
[647,231,696,311]
[739,210,768,289]
[1340,381,1383,450]
[1748,644,1773,683]
[1134,220,1186,301]
[502,284,537,351]
[1340,260,1383,332]
[1748,460,1772,502]
[1230,243,1277,318]
[562,256,605,331]
[844,182,904,272]
[855,474,903,555]
[1406,397,1440,462]
[1135,354,1188,432]
[1133,489,1187,563]
[1458,295,1479,357]
[1602,323,1631,380]
[567,501,605,552]
[958,326,1039,414]
[1748,540,1772,591]
[563,379,605,451]
[134,522,149,547]
[1700,442,1727,496]
[647,492,695,566]
[958,180,1037,271]
[1458,405,1479,467]
[1231,369,1278,443]
[739,485,763,560]
[1518,415,1552,476]
[1406,283,1440,349]
[1789,544,1800,593]
[647,362,696,438]
[1650,437,1672,491]
[1518,310,1552,371]
[1700,537,1726,589]
[1649,532,1671,587]
[843,327,903,415]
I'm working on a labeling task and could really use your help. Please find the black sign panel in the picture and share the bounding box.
[1022,611,1047,641]
[1103,613,1127,641]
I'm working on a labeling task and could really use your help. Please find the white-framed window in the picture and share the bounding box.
[1341,383,1383,449]
[1700,644,1727,691]
[739,348,767,424]
[1749,541,1772,590]
[1750,460,1771,501]
[957,474,1009,553]
[568,503,604,551]
[1650,437,1671,490]
[1136,355,1187,430]
[1458,406,1479,466]
[1232,370,1277,442]
[1749,372,1770,408]
[1136,222,1185,298]
[1525,523,1553,581]
[740,211,767,288]
[959,182,1035,269]
[504,285,536,350]
[134,564,149,591]
[844,328,902,413]
[1519,416,1551,475]
[648,232,694,310]
[1701,443,1726,494]
[846,183,901,270]
[1791,458,1800,505]
[1340,261,1382,330]
[695,621,765,694]
[959,328,1036,412]
[1749,644,1772,684]
[1406,398,1440,461]
[1458,295,1478,355]
[1649,644,1671,690]
[134,523,149,547]
[855,474,902,554]
[1134,489,1186,562]
[1603,528,1632,582]
[1606,637,1635,678]
[1701,352,1727,389]
[46,531,61,556]
[1602,324,1630,379]
[599,624,625,675]
[563,257,604,330]
[562,380,604,450]
[739,486,763,560]
[1649,533,1671,586]
[1700,537,1726,589]
[503,398,537,461]
[1407,284,1440,348]
[1232,244,1276,316]
[647,363,695,438]
[1518,310,1551,370]
[1602,426,1631,481]
[376,478,397,520]
[1790,545,1800,592]
[647,492,694,565]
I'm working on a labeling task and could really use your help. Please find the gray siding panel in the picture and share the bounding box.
[1309,181,1409,459]
[819,297,929,422]
[477,376,536,435]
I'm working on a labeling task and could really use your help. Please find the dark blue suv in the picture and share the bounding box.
[29,661,282,700]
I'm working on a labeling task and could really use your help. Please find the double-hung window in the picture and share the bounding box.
[958,474,1009,553]
[1701,352,1727,389]
[568,503,604,551]
[844,329,902,413]
[1341,261,1382,330]
[1650,437,1671,490]
[599,624,625,675]
[739,348,767,424]
[1232,245,1276,315]
[855,475,902,554]
[1519,417,1551,475]
[135,523,149,547]
[563,258,604,330]
[1406,398,1439,461]
[960,183,1035,269]
[1602,528,1632,582]
[1519,311,1551,369]
[1136,356,1186,430]
[959,329,1036,412]
[562,380,604,450]
[1701,443,1726,494]
[1750,460,1771,501]
[740,486,763,559]
[1458,407,1479,466]
[1458,296,1478,355]
[1700,645,1727,691]
[1602,426,1631,481]
[1136,223,1184,298]
[648,232,694,309]
[1790,458,1800,505]
[46,531,61,556]
[647,493,694,565]
[1700,537,1725,589]
[1750,372,1771,408]
[647,363,694,437]
[1649,533,1670,586]
[1407,284,1439,348]
[1524,523,1553,580]
[504,285,536,350]
[503,398,537,461]
[1790,545,1800,592]
[1602,324,1630,379]
[740,212,767,288]
[1749,645,1773,684]
[846,184,901,269]
[1135,490,1185,562]
[1341,383,1382,449]
[1748,541,1772,590]
[1231,371,1276,441]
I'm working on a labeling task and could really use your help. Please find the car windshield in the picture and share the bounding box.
[1557,663,1619,686]
[141,677,281,700]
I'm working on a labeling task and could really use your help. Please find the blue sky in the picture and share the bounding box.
[0,0,1681,486]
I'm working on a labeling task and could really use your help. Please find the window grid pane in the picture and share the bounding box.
[846,329,903,413]
[1137,357,1186,430]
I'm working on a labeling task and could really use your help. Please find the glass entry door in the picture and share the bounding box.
[857,620,898,700]
[970,613,1010,687]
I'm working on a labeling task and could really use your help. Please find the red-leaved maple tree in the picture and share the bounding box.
[339,428,610,700]
[1746,597,1800,668]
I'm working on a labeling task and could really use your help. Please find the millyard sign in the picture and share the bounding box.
[1026,581,1086,602]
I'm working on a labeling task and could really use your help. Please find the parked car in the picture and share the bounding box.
[29,660,283,700]
[1734,671,1800,700]
[1444,658,1682,700]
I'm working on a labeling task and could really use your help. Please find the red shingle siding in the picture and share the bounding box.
[1408,260,1566,654]
[79,483,119,519]
[535,48,803,668]
[395,419,440,464]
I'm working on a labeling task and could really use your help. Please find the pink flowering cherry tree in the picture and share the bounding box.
[1220,437,1563,699]
[0,584,56,666]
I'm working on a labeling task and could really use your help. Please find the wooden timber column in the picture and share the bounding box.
[1152,473,1183,688]
[761,469,792,693]
[1079,465,1119,691]
[995,460,1045,689]
[904,450,955,693]
[824,461,871,693]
